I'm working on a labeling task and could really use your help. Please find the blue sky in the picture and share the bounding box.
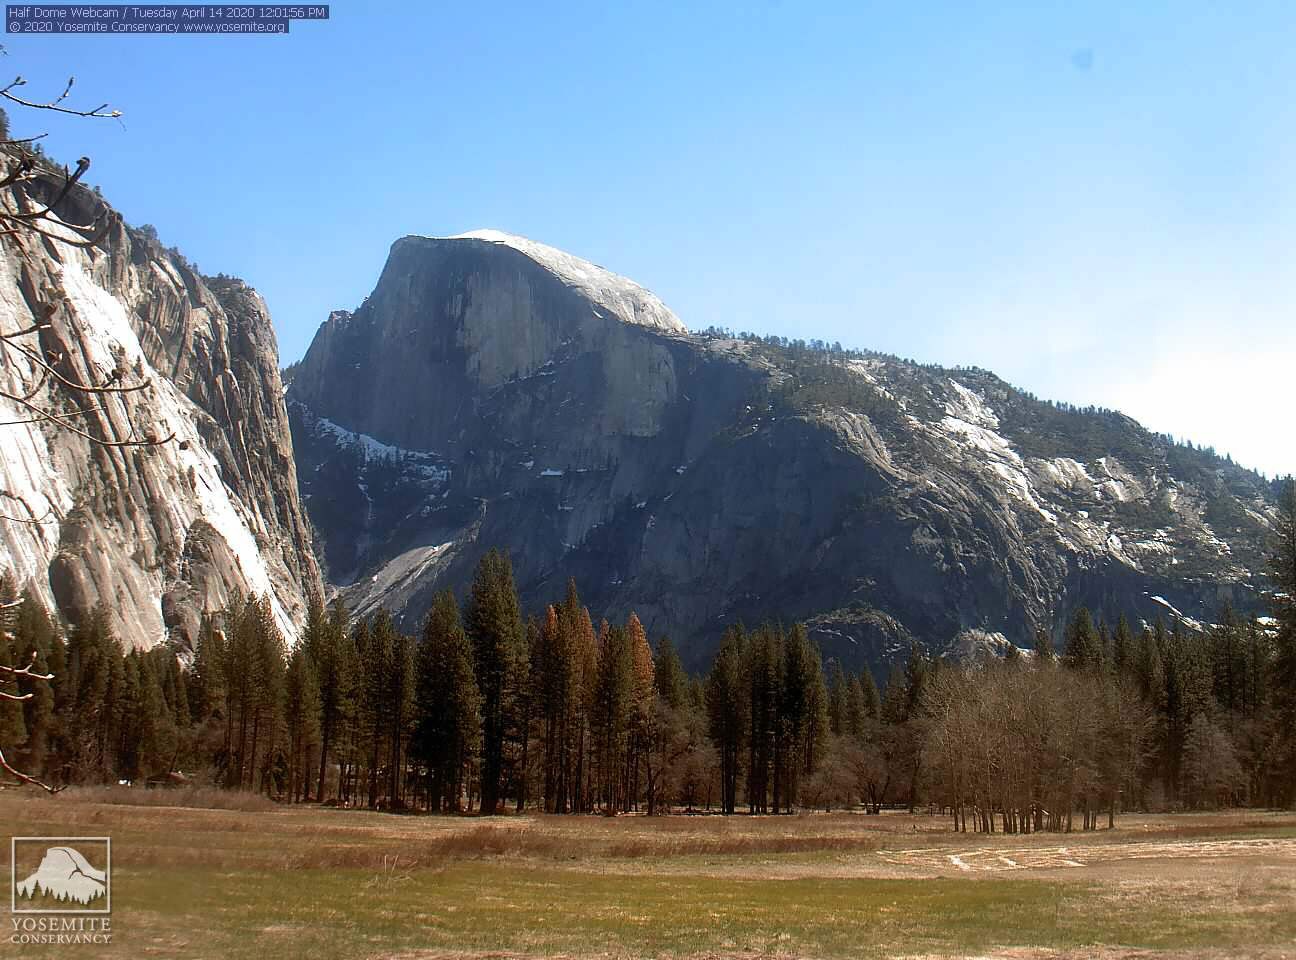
[7,1,1294,476]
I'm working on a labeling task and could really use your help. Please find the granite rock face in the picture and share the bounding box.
[0,166,321,648]
[290,230,1279,673]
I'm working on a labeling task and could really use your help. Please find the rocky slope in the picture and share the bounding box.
[289,230,1280,673]
[0,161,321,649]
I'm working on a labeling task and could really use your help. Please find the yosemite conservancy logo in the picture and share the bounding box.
[10,838,112,946]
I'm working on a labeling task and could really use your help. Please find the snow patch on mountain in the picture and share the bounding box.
[307,411,450,485]
[444,230,687,335]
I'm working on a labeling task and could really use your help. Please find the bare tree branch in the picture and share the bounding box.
[1,334,155,397]
[0,489,53,525]
[0,381,172,446]
[0,649,54,682]
[0,742,62,792]
[0,399,114,427]
[0,76,120,119]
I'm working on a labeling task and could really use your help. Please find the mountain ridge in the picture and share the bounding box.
[289,231,1278,673]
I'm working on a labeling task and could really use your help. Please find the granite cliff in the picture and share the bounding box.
[0,162,321,648]
[288,231,1280,672]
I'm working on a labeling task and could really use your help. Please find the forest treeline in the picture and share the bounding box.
[2,483,1295,830]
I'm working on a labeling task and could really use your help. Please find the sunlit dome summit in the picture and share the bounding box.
[436,229,688,335]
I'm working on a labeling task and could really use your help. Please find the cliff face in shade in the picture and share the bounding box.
[0,164,321,649]
[290,230,1279,674]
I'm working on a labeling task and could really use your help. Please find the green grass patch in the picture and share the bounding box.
[5,797,1295,959]
[7,862,1290,960]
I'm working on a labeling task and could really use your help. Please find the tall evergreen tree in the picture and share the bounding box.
[358,610,397,808]
[705,624,746,814]
[531,601,582,813]
[313,596,355,802]
[1064,607,1104,673]
[9,591,58,775]
[653,636,689,711]
[386,629,416,809]
[827,660,848,736]
[465,549,525,814]
[625,612,655,811]
[860,669,881,720]
[249,597,288,795]
[413,590,480,811]
[64,605,119,781]
[1112,615,1135,679]
[843,674,869,741]
[745,625,781,813]
[593,620,633,812]
[284,644,321,803]
[1268,478,1296,797]
[559,579,597,813]
[0,573,27,758]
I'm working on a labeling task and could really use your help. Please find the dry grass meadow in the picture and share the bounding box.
[2,789,1294,959]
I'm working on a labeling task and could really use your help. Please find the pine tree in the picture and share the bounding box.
[359,610,398,809]
[102,636,127,782]
[516,614,542,812]
[593,620,633,812]
[565,584,598,813]
[220,595,256,788]
[412,590,480,812]
[340,616,372,805]
[465,549,525,815]
[860,669,881,720]
[115,654,143,781]
[745,625,781,813]
[880,663,908,725]
[0,573,27,758]
[625,613,655,811]
[10,591,59,778]
[1210,603,1244,720]
[284,644,321,803]
[1268,479,1296,797]
[1112,615,1135,679]
[153,645,190,731]
[827,660,848,736]
[1135,623,1165,705]
[386,629,415,809]
[778,623,816,812]
[137,651,174,779]
[531,602,577,813]
[64,605,120,782]
[801,632,831,787]
[248,597,287,795]
[1064,608,1104,673]
[705,624,746,814]
[188,614,226,725]
[653,636,689,711]
[843,674,869,741]
[312,596,355,802]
